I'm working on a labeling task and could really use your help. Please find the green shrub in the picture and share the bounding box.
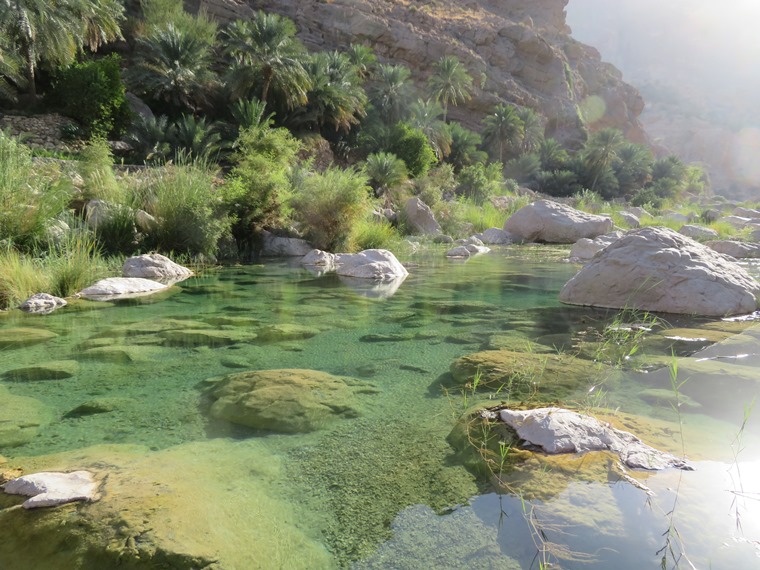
[291,167,370,251]
[388,122,437,178]
[78,138,122,201]
[413,163,457,207]
[349,216,400,251]
[456,162,504,205]
[225,124,302,251]
[0,132,72,249]
[52,54,132,138]
[136,158,231,257]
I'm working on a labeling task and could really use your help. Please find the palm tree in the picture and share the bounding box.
[127,23,217,114]
[222,12,310,109]
[427,56,473,121]
[288,51,367,134]
[0,0,123,98]
[125,114,174,164]
[538,138,569,171]
[408,98,451,158]
[581,128,624,194]
[369,63,413,125]
[0,37,23,101]
[346,44,376,80]
[446,122,487,171]
[364,152,408,199]
[515,107,544,153]
[613,142,652,196]
[482,104,523,163]
[171,114,225,161]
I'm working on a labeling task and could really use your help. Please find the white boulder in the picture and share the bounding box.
[568,231,623,261]
[559,227,760,316]
[504,200,614,243]
[3,470,99,508]
[19,293,67,315]
[123,254,192,282]
[499,407,691,470]
[335,249,408,281]
[79,277,169,300]
[404,197,441,235]
[617,211,640,228]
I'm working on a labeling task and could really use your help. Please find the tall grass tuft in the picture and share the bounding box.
[136,155,230,257]
[0,247,50,309]
[349,217,400,251]
[78,138,122,202]
[459,199,507,232]
[0,131,72,249]
[45,231,110,298]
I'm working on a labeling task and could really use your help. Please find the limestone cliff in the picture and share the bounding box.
[190,0,646,145]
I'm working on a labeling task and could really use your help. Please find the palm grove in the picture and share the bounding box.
[0,0,705,308]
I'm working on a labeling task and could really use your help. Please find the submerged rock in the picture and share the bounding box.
[3,471,99,509]
[122,253,193,283]
[160,328,256,347]
[0,387,52,448]
[255,324,319,342]
[0,327,58,349]
[78,277,169,300]
[499,407,692,470]
[19,293,67,315]
[206,369,375,433]
[504,200,614,243]
[560,227,760,316]
[2,360,79,381]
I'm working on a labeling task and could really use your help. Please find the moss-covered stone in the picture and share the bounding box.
[450,350,603,400]
[75,345,160,364]
[206,369,377,433]
[255,324,320,342]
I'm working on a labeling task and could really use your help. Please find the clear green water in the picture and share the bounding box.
[2,246,760,569]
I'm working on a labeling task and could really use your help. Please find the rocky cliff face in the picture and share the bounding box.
[192,0,645,145]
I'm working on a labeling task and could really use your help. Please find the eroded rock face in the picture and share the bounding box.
[559,227,760,316]
[505,200,614,243]
[195,0,645,143]
[499,407,691,470]
[207,369,374,433]
[122,254,193,283]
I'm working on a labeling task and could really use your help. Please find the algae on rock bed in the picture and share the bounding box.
[0,439,333,570]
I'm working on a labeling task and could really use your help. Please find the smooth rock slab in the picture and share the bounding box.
[122,254,192,283]
[78,277,169,300]
[19,293,67,315]
[559,227,760,316]
[3,471,99,508]
[0,387,52,448]
[706,240,760,259]
[499,407,691,470]
[504,200,613,243]
[160,329,256,347]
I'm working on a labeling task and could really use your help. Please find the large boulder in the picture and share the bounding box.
[559,227,760,316]
[122,254,192,283]
[78,277,169,300]
[260,231,313,257]
[404,197,441,235]
[504,200,614,243]
[476,227,513,245]
[678,224,719,240]
[335,249,408,281]
[706,240,760,259]
[498,407,691,470]
[568,231,624,261]
[206,369,374,433]
[733,206,760,218]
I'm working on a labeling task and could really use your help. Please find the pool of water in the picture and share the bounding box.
[2,246,760,568]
